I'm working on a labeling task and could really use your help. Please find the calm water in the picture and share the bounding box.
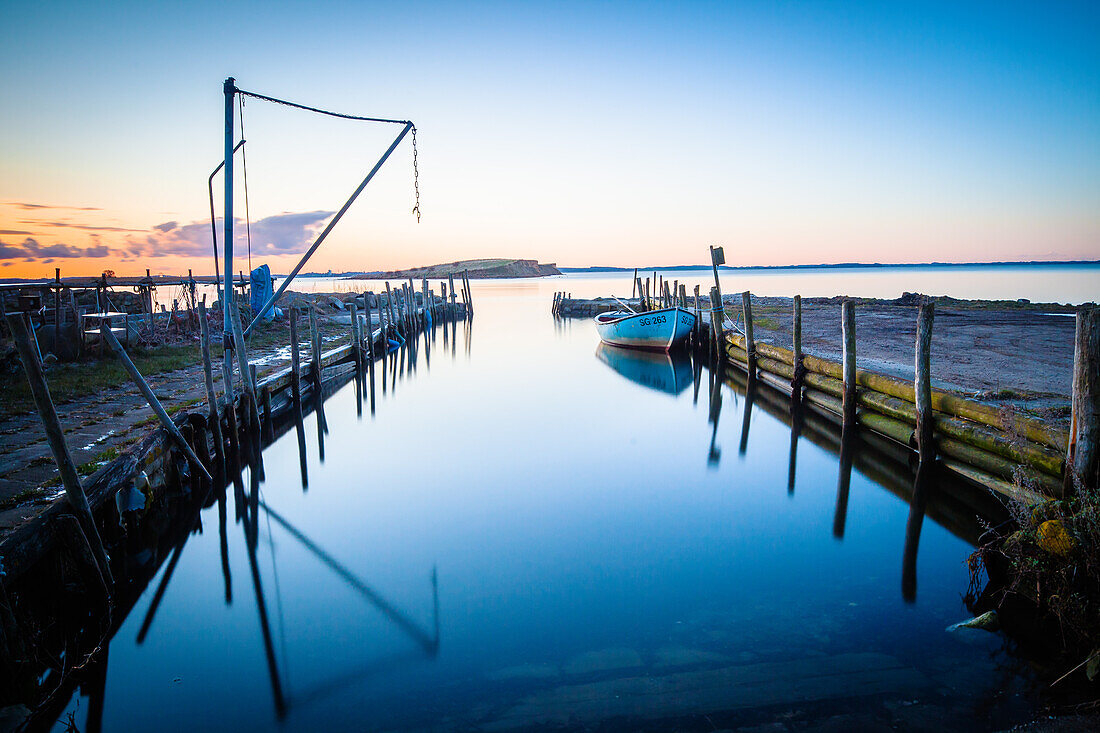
[53,267,1095,731]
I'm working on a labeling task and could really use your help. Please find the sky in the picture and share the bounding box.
[1,0,1097,278]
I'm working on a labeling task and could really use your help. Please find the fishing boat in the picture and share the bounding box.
[594,306,696,351]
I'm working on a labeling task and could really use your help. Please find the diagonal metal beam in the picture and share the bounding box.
[245,122,414,335]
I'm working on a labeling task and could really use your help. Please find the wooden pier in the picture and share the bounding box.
[555,290,1098,503]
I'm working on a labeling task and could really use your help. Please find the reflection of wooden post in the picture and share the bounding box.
[7,313,114,588]
[1066,306,1100,493]
[841,299,857,429]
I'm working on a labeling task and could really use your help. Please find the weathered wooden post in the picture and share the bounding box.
[709,245,724,302]
[289,308,302,405]
[741,291,756,371]
[1066,306,1100,492]
[693,285,701,339]
[631,268,638,299]
[7,313,114,588]
[448,273,457,314]
[841,299,857,429]
[383,281,396,334]
[791,295,803,391]
[903,301,937,601]
[914,303,935,465]
[308,308,322,386]
[709,286,724,360]
[198,301,225,474]
[463,269,473,317]
[99,324,213,483]
[53,267,61,354]
[349,302,363,381]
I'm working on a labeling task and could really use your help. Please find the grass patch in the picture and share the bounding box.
[0,486,50,511]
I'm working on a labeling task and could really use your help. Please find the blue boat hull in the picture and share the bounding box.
[594,307,696,351]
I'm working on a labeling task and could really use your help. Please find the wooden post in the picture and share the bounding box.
[384,281,396,334]
[709,287,724,359]
[1066,306,1100,492]
[349,302,363,380]
[792,295,803,390]
[448,273,457,314]
[6,313,114,587]
[631,268,638,299]
[309,309,322,387]
[52,514,110,603]
[463,269,472,316]
[841,299,857,429]
[709,245,724,302]
[99,324,212,482]
[262,387,274,442]
[914,303,935,463]
[290,308,302,402]
[198,301,225,474]
[53,267,61,353]
[741,291,755,370]
[693,285,701,339]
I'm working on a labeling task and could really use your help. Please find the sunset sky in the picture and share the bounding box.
[1,1,1097,278]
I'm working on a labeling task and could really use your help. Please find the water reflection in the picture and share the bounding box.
[594,343,693,396]
[44,288,1038,731]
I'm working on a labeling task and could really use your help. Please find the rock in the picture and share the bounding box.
[485,663,559,681]
[946,610,999,633]
[0,705,31,731]
[563,647,643,675]
[1037,520,1076,556]
[653,645,728,669]
[330,298,346,311]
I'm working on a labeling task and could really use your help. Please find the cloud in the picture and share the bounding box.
[0,237,112,260]
[2,202,102,211]
[124,210,334,259]
[0,229,32,235]
[23,220,144,232]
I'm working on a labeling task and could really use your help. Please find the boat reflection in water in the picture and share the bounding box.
[595,342,693,396]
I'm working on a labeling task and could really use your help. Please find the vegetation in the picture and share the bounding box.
[969,478,1100,681]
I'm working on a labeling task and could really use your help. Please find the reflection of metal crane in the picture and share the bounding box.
[258,500,440,655]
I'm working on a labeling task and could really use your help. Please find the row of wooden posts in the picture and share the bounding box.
[0,272,474,603]
[700,286,1098,500]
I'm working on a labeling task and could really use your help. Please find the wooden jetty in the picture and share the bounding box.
[555,285,1099,502]
[0,280,467,717]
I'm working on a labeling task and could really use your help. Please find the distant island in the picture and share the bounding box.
[354,258,561,280]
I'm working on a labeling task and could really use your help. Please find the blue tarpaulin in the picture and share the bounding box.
[249,264,280,322]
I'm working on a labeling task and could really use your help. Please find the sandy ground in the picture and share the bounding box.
[741,295,1077,414]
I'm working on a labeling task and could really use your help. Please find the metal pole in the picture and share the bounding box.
[245,122,414,335]
[222,77,236,393]
[208,139,245,304]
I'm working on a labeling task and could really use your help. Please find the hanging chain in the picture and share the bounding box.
[411,126,421,223]
[239,96,253,275]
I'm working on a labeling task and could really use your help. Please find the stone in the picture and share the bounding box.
[946,610,999,633]
[563,647,643,675]
[1037,520,1076,556]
